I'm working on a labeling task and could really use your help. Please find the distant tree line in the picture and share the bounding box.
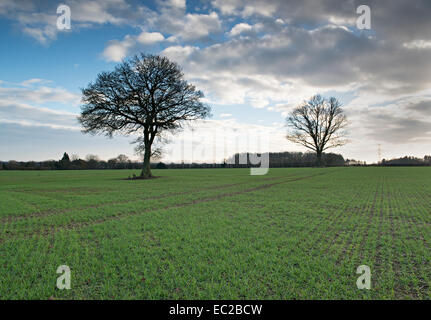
[379,156,431,166]
[345,159,367,166]
[0,151,346,170]
[3,152,430,171]
[0,153,143,170]
[226,152,345,168]
[142,152,346,169]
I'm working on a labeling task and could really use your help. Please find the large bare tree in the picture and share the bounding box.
[286,95,348,166]
[79,54,211,178]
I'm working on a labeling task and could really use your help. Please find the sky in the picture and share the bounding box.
[0,0,431,164]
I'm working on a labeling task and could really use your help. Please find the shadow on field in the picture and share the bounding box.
[123,175,162,181]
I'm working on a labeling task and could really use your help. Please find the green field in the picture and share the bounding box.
[0,167,430,299]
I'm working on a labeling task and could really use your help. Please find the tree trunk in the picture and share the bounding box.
[316,151,323,167]
[140,144,152,178]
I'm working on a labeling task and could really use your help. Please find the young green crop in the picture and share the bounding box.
[0,167,430,299]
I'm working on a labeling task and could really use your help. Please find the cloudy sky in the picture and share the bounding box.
[1,0,430,163]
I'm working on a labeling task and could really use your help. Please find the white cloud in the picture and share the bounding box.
[103,32,165,62]
[211,0,243,15]
[137,32,165,45]
[0,81,80,105]
[102,35,136,62]
[70,0,130,25]
[20,78,52,87]
[162,0,186,10]
[161,45,198,62]
[241,2,277,17]
[0,79,81,131]
[179,12,221,41]
[101,4,222,62]
[0,101,79,131]
[0,0,152,43]
[403,40,431,50]
[228,23,253,37]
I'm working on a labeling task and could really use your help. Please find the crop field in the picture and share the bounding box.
[0,167,430,299]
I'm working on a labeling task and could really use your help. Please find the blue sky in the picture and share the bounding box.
[1,0,431,163]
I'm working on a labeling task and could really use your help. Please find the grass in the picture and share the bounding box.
[0,167,430,299]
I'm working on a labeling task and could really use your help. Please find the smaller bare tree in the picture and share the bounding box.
[286,95,348,166]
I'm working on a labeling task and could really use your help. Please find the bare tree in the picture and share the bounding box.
[78,54,211,178]
[70,154,80,161]
[115,154,130,163]
[85,154,99,162]
[286,95,348,166]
